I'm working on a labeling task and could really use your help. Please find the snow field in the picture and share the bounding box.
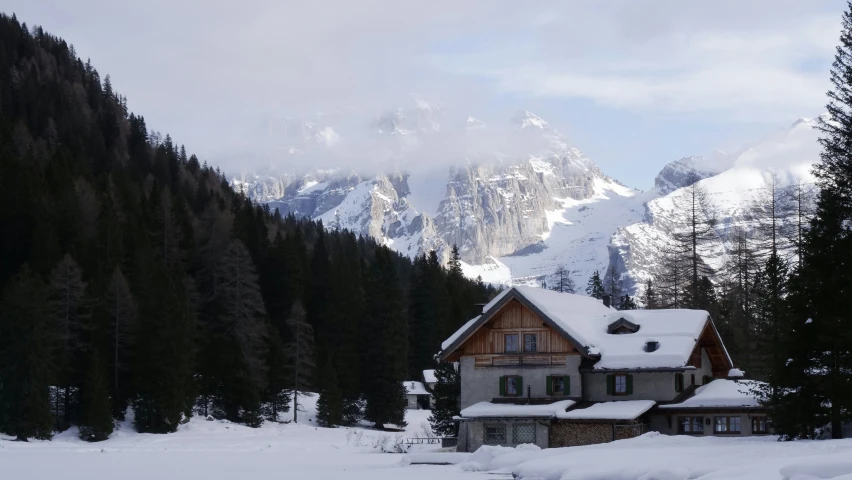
[404,432,852,480]
[2,395,467,480]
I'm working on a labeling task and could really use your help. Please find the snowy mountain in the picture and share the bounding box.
[231,105,822,295]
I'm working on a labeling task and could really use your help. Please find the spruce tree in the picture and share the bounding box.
[428,361,460,437]
[585,270,605,299]
[619,295,637,310]
[642,278,658,309]
[79,354,114,442]
[770,4,852,438]
[315,356,342,427]
[287,301,315,424]
[0,265,55,440]
[47,254,88,430]
[363,247,408,429]
[105,266,136,417]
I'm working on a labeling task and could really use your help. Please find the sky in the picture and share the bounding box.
[4,0,846,189]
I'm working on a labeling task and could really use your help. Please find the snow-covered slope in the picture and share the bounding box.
[611,116,821,293]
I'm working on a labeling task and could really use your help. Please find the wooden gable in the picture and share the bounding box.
[689,320,733,377]
[445,298,580,361]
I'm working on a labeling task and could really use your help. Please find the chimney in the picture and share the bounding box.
[602,294,612,308]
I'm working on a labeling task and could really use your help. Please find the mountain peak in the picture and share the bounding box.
[513,110,550,130]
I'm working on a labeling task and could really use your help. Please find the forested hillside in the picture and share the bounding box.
[0,13,495,441]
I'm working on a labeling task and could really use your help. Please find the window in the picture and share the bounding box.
[501,375,522,396]
[523,333,537,352]
[484,423,506,445]
[505,334,519,353]
[675,373,685,392]
[714,416,742,434]
[752,417,768,434]
[678,416,704,434]
[614,374,627,395]
[513,423,536,444]
[551,376,565,395]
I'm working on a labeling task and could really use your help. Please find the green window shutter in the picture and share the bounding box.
[675,373,683,392]
[499,376,506,396]
[564,376,571,396]
[626,374,634,395]
[546,376,553,395]
[606,374,614,395]
[516,376,524,397]
[703,375,711,385]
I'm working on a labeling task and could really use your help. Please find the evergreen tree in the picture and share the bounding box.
[105,266,136,417]
[770,5,852,438]
[619,295,637,310]
[315,356,342,427]
[585,270,605,299]
[0,265,55,440]
[428,361,460,437]
[208,240,269,426]
[78,354,114,442]
[287,301,315,424]
[47,254,88,430]
[363,248,408,429]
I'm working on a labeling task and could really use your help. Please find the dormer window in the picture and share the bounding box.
[607,318,640,335]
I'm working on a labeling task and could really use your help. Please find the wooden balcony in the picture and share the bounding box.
[474,354,567,368]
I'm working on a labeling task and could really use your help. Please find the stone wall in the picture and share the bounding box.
[550,421,643,447]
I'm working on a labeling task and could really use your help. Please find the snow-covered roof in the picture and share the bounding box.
[403,381,430,396]
[659,379,764,409]
[422,369,437,384]
[440,286,731,370]
[556,400,656,421]
[460,400,575,418]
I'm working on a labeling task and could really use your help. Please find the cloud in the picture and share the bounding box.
[6,0,844,179]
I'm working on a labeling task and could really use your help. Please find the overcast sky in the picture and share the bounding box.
[5,0,846,189]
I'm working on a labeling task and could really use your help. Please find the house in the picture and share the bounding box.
[403,381,431,410]
[437,286,768,452]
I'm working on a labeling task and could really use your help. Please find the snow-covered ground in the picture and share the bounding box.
[7,393,852,479]
[424,433,852,480]
[2,395,468,480]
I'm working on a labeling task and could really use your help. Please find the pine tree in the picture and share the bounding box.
[287,301,315,424]
[47,254,88,430]
[619,295,637,310]
[585,270,605,299]
[78,354,114,442]
[209,240,269,426]
[105,266,136,417]
[315,356,342,427]
[428,361,460,437]
[770,5,852,438]
[363,247,408,429]
[0,265,55,440]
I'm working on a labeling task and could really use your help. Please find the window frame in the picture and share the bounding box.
[678,416,705,434]
[512,423,536,444]
[504,334,519,353]
[751,416,768,434]
[505,375,521,396]
[484,423,507,445]
[614,373,628,395]
[551,375,565,395]
[523,333,537,352]
[714,416,742,434]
